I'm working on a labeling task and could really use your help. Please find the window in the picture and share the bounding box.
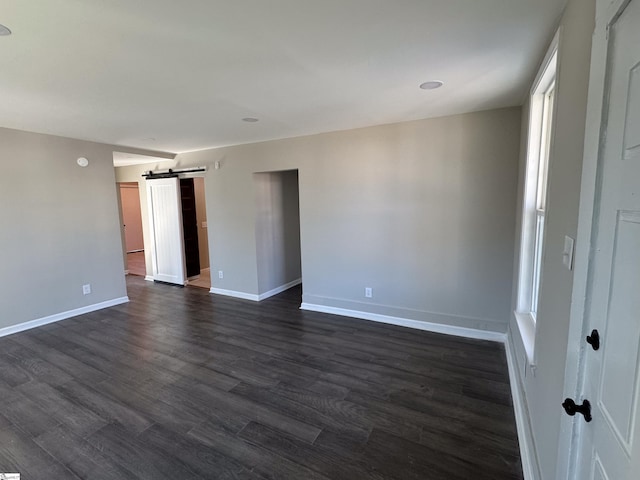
[515,33,558,363]
[531,82,555,317]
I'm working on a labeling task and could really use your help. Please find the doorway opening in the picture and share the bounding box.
[183,177,211,290]
[253,169,302,302]
[143,175,211,288]
[118,182,146,276]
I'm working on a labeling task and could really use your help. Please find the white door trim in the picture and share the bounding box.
[505,332,542,480]
[556,0,633,478]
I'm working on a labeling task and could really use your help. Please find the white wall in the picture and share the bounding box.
[0,127,127,330]
[254,170,302,294]
[508,0,595,477]
[157,107,521,332]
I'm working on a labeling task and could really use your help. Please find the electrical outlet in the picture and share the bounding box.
[82,284,91,295]
[218,270,224,279]
[365,287,372,298]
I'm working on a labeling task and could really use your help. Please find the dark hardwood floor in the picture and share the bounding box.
[0,276,523,479]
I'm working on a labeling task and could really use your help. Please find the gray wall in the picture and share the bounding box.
[281,170,302,287]
[3,107,520,336]
[169,107,521,332]
[0,127,127,329]
[509,0,595,477]
[254,170,302,294]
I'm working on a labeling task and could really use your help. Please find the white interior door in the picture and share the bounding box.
[573,1,640,478]
[146,177,186,285]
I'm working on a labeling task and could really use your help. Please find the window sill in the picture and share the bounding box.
[514,311,537,367]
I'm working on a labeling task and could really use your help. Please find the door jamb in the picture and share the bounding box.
[556,0,633,478]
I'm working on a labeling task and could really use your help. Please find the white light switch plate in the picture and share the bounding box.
[563,236,575,270]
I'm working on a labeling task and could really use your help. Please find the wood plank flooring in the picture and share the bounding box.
[0,276,523,479]
[188,268,212,290]
[125,251,146,277]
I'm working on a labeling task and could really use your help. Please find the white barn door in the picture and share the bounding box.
[146,178,186,285]
[571,0,640,478]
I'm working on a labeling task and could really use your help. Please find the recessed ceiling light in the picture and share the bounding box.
[0,24,11,36]
[419,80,444,90]
[242,117,259,123]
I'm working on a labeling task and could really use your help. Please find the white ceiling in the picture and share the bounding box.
[0,0,565,154]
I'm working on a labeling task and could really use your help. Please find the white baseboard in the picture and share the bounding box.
[299,302,506,343]
[144,275,154,282]
[505,332,541,480]
[257,278,302,301]
[209,287,260,301]
[210,278,302,302]
[0,296,130,339]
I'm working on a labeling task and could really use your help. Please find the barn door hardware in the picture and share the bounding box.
[143,167,207,179]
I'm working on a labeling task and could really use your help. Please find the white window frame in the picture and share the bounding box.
[515,31,559,365]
